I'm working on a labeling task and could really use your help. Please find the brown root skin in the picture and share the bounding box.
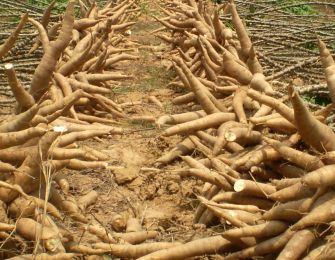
[0,0,142,257]
[41,0,56,27]
[117,231,159,244]
[0,161,16,173]
[229,1,252,61]
[38,89,84,116]
[291,190,335,230]
[261,195,318,222]
[213,121,246,156]
[174,58,220,114]
[210,158,241,179]
[8,196,62,219]
[82,73,133,82]
[232,88,248,124]
[87,224,117,243]
[66,244,107,255]
[301,164,335,188]
[74,18,101,30]
[156,111,206,127]
[7,253,76,260]
[289,84,335,152]
[225,128,262,146]
[29,22,61,54]
[250,73,274,95]
[155,137,195,165]
[126,217,142,232]
[4,63,35,111]
[278,229,316,260]
[188,135,212,156]
[264,137,325,171]
[0,126,47,149]
[137,235,231,260]
[75,113,118,125]
[0,131,60,203]
[181,155,208,170]
[29,0,75,101]
[162,112,236,136]
[198,38,222,72]
[247,89,294,122]
[49,147,96,161]
[199,35,224,65]
[16,218,62,246]
[226,208,260,226]
[223,229,295,260]
[93,242,182,259]
[325,63,335,106]
[222,50,253,84]
[318,39,335,69]
[0,104,39,133]
[195,185,221,224]
[0,13,28,59]
[67,78,111,94]
[28,17,49,52]
[222,221,288,239]
[230,144,281,171]
[201,198,260,213]
[7,1,335,258]
[77,190,98,211]
[212,7,226,44]
[201,202,247,227]
[180,168,232,191]
[271,178,300,190]
[53,173,70,194]
[110,213,127,232]
[262,117,297,134]
[212,191,273,210]
[268,182,314,203]
[0,146,31,163]
[66,159,108,170]
[57,37,93,76]
[50,187,87,223]
[73,30,97,55]
[247,45,263,74]
[272,163,306,178]
[234,179,276,198]
[88,223,159,245]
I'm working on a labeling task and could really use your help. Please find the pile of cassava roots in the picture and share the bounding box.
[144,0,335,259]
[2,0,335,259]
[0,0,183,259]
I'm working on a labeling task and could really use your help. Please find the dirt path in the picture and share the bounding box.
[66,1,213,247]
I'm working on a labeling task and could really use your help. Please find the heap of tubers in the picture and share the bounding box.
[0,0,178,258]
[148,0,335,259]
[2,0,335,258]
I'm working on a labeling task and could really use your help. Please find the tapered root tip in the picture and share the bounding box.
[248,45,256,58]
[287,83,295,98]
[318,38,327,51]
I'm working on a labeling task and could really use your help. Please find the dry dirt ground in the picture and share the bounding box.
[61,1,218,258]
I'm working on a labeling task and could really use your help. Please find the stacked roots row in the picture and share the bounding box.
[140,0,335,259]
[0,0,181,259]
